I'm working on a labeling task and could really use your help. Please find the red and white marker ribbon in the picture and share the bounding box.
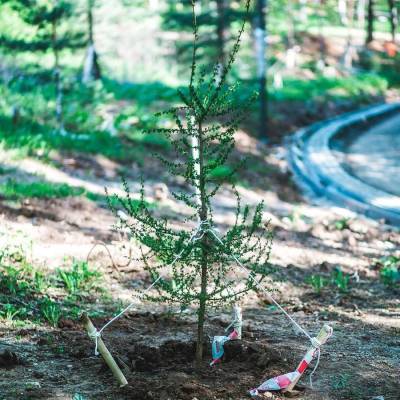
[210,305,242,366]
[249,325,333,396]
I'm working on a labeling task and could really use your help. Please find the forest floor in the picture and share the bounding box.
[0,109,399,400]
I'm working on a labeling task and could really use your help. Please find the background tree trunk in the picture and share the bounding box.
[255,0,267,140]
[216,0,226,67]
[387,0,398,43]
[366,0,374,44]
[357,0,366,27]
[82,0,101,83]
[52,18,64,133]
[338,0,348,25]
[343,0,356,70]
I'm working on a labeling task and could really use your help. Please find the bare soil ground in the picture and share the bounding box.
[0,125,399,400]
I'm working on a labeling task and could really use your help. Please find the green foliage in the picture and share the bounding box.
[268,73,388,102]
[127,131,171,149]
[0,178,159,213]
[162,0,250,67]
[307,267,350,294]
[333,217,351,231]
[208,165,236,182]
[331,267,350,293]
[306,274,329,293]
[72,394,87,400]
[0,178,85,200]
[378,255,400,287]
[0,303,25,321]
[109,0,273,362]
[0,78,181,162]
[0,0,84,53]
[0,242,104,326]
[57,260,100,295]
[0,264,32,296]
[33,270,48,292]
[40,297,61,327]
[0,165,14,174]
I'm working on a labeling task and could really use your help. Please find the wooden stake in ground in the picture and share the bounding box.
[81,313,128,387]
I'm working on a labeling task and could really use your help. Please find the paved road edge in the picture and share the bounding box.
[287,102,400,226]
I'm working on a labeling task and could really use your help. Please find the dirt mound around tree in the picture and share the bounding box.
[125,336,286,372]
[67,312,295,399]
[47,313,298,400]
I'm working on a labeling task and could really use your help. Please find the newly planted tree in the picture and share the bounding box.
[109,0,273,366]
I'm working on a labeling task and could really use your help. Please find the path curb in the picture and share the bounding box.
[287,103,400,226]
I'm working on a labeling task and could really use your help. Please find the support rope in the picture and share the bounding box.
[206,228,314,343]
[205,225,328,388]
[88,221,328,387]
[89,221,208,355]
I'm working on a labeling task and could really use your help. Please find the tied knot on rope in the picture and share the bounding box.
[309,347,321,389]
[311,337,322,348]
[194,220,213,240]
[308,328,332,388]
[308,325,334,387]
[88,328,101,356]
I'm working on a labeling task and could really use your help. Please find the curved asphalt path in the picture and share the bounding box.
[343,113,400,197]
[288,103,400,225]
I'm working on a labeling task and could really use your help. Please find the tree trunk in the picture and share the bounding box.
[52,18,63,133]
[298,0,308,23]
[357,0,366,27]
[387,0,398,43]
[286,0,295,49]
[338,0,348,25]
[255,0,267,141]
[83,0,101,83]
[195,120,209,368]
[343,0,356,70]
[216,0,226,75]
[366,0,374,44]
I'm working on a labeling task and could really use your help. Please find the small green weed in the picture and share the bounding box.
[72,394,87,400]
[0,303,26,321]
[0,265,31,295]
[33,271,48,292]
[331,267,350,293]
[333,217,350,231]
[306,274,329,293]
[0,242,107,326]
[306,267,351,294]
[378,255,400,287]
[57,260,100,295]
[40,298,61,327]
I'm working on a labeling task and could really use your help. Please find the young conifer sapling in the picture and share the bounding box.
[108,0,273,366]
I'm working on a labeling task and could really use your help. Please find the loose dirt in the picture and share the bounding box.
[0,119,399,400]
